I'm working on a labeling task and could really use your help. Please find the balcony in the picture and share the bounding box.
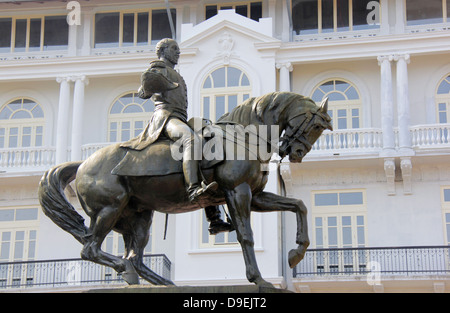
[292,246,450,292]
[294,245,450,277]
[309,128,383,157]
[1,124,450,174]
[0,254,171,291]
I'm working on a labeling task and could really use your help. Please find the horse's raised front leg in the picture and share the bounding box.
[119,210,175,286]
[224,183,274,288]
[251,191,310,268]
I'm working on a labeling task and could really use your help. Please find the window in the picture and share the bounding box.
[108,92,154,142]
[94,9,176,48]
[201,66,251,122]
[312,190,367,273]
[206,2,262,21]
[0,98,44,149]
[0,15,68,53]
[311,79,361,130]
[292,0,380,35]
[406,0,449,26]
[200,206,238,247]
[437,74,450,124]
[441,187,450,245]
[0,207,39,287]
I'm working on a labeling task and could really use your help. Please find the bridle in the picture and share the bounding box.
[279,110,325,160]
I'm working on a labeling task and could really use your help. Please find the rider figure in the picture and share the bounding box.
[122,38,232,234]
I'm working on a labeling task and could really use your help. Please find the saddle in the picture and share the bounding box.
[111,118,225,177]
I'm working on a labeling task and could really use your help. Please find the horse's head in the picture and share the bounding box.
[279,97,332,162]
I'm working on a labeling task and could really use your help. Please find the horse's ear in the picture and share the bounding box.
[320,97,329,113]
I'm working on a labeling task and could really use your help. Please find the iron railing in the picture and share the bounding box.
[0,254,171,290]
[293,245,450,277]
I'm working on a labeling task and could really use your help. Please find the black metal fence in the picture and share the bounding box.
[293,246,450,277]
[0,254,171,290]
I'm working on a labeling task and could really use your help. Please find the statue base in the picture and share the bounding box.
[85,284,293,293]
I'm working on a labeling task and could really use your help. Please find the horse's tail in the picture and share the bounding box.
[38,162,89,245]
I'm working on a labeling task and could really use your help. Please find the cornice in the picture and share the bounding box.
[0,52,155,81]
[277,31,450,64]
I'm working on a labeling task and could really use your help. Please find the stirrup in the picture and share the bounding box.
[189,181,218,203]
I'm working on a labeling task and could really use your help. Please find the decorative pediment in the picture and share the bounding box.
[180,9,279,50]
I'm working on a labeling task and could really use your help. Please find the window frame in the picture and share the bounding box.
[93,8,176,49]
[0,206,39,263]
[200,66,252,122]
[107,92,154,143]
[205,1,263,21]
[405,0,448,26]
[311,189,367,248]
[0,14,69,53]
[311,189,368,273]
[0,98,45,149]
[291,0,381,36]
[310,78,362,130]
[436,74,450,124]
[199,206,239,248]
[441,187,450,245]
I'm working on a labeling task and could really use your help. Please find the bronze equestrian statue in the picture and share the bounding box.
[38,39,332,288]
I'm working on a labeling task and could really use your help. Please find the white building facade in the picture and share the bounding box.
[0,0,449,292]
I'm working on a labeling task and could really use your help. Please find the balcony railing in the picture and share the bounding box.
[0,254,171,290]
[293,246,450,278]
[2,124,450,172]
[410,124,450,148]
[311,128,383,154]
[0,146,56,170]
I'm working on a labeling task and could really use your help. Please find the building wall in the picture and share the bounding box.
[0,0,449,291]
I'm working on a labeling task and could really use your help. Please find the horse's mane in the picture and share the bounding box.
[217,92,318,125]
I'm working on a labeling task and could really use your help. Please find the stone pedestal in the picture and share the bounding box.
[85,284,293,293]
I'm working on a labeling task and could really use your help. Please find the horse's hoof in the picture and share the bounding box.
[122,271,140,285]
[255,279,275,289]
[288,248,305,268]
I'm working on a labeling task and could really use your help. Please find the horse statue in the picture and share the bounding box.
[38,91,332,288]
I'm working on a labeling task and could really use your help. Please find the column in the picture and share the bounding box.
[55,76,71,164]
[377,55,395,155]
[276,62,293,92]
[395,54,413,154]
[71,75,89,161]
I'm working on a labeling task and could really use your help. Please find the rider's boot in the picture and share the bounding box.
[205,206,234,235]
[184,159,218,203]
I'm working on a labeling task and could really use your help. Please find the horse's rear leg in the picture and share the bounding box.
[251,191,309,268]
[119,210,175,285]
[80,205,139,285]
[224,183,274,288]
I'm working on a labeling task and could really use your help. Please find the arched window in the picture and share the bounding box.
[311,79,361,130]
[436,74,450,124]
[0,98,44,148]
[108,92,154,142]
[201,66,252,122]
